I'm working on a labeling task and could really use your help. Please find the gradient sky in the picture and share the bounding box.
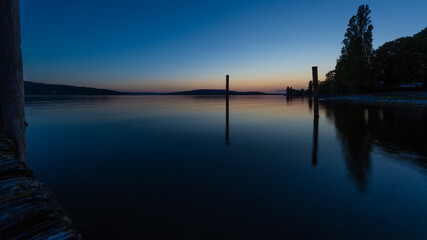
[21,0,427,93]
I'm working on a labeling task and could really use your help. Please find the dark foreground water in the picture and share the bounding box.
[25,96,427,239]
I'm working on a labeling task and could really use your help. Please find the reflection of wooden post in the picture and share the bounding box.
[226,75,229,145]
[312,112,319,166]
[0,0,26,162]
[312,67,319,166]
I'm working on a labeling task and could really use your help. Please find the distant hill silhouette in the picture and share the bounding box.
[166,89,267,95]
[24,81,268,96]
[24,81,123,95]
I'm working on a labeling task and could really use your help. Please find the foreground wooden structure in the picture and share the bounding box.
[0,135,81,239]
[1,0,80,238]
[0,0,26,162]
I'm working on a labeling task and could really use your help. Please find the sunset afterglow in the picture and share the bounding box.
[21,0,427,92]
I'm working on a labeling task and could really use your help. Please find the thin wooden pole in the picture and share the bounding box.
[312,66,319,117]
[0,0,26,162]
[311,67,319,166]
[226,75,229,100]
[312,66,318,99]
[312,67,319,95]
[226,75,229,145]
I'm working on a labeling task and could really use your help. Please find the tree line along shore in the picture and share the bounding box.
[319,5,426,96]
[285,5,426,104]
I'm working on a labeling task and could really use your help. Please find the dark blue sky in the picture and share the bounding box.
[21,0,427,92]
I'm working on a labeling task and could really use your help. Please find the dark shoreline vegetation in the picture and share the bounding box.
[317,5,426,95]
[281,5,427,105]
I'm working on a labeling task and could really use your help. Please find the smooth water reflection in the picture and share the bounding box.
[25,96,427,239]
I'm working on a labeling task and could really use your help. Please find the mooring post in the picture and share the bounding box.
[226,75,229,145]
[312,67,319,100]
[312,66,319,117]
[226,75,229,100]
[311,67,319,166]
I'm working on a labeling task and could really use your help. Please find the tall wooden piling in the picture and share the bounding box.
[312,67,319,115]
[226,75,229,100]
[226,75,229,145]
[0,0,26,162]
[312,67,318,98]
[312,67,319,166]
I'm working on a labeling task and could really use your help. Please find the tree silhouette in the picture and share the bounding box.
[372,28,427,88]
[307,81,313,96]
[334,5,374,93]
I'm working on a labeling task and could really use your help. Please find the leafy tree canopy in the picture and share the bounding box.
[334,4,374,93]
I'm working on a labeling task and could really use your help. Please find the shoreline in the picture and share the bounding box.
[321,91,427,106]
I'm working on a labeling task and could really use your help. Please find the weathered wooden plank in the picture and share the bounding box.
[0,135,81,239]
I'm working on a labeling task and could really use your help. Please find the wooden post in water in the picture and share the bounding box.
[226,75,229,145]
[0,0,26,162]
[226,75,229,100]
[312,66,319,117]
[311,67,319,166]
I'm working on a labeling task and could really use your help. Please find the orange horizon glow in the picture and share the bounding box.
[61,74,326,93]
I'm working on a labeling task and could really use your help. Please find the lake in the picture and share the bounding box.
[25,95,427,239]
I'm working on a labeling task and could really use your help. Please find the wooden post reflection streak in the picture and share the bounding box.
[312,105,319,166]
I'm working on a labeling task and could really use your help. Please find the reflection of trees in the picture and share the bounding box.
[322,101,427,191]
[324,103,373,191]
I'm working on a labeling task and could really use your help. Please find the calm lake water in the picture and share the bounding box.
[25,96,427,239]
